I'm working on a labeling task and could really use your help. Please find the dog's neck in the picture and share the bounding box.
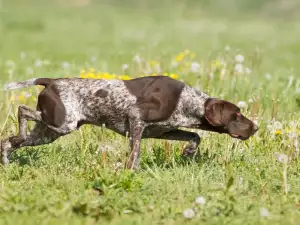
[179,85,210,120]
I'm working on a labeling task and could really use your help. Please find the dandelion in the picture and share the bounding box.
[235,54,244,63]
[133,54,142,64]
[237,101,248,109]
[170,73,179,79]
[245,67,252,75]
[195,196,206,205]
[183,208,195,219]
[264,73,272,80]
[122,64,129,72]
[90,56,97,62]
[190,62,200,73]
[20,52,26,60]
[5,60,15,68]
[260,207,269,217]
[175,52,185,62]
[274,152,288,164]
[61,61,70,70]
[34,59,43,67]
[234,63,243,73]
[224,45,231,51]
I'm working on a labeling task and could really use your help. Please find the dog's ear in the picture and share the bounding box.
[204,98,225,126]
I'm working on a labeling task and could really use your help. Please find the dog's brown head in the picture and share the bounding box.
[202,98,258,140]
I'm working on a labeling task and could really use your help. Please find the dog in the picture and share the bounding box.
[1,76,258,169]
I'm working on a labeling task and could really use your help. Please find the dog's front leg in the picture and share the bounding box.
[126,110,145,170]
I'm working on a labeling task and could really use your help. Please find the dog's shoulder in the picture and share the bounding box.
[123,76,186,122]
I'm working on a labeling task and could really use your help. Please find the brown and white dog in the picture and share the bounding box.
[1,76,258,169]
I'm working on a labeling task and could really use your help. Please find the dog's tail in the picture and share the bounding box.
[3,78,53,91]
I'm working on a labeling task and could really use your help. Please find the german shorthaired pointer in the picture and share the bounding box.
[1,76,258,169]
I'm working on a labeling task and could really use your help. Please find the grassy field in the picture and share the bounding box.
[1,0,300,224]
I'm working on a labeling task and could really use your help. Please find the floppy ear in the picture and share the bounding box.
[204,98,224,126]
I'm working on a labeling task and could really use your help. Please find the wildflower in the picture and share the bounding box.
[190,62,200,73]
[234,64,243,73]
[170,73,179,79]
[90,56,97,62]
[274,152,288,164]
[264,73,272,80]
[118,75,132,80]
[20,52,26,60]
[260,207,270,217]
[195,196,206,205]
[175,52,185,62]
[5,60,15,68]
[235,54,244,63]
[224,45,231,51]
[237,101,248,109]
[171,61,179,68]
[133,54,142,64]
[122,64,129,72]
[245,67,252,75]
[123,209,133,214]
[183,208,195,219]
[34,59,43,67]
[62,61,70,70]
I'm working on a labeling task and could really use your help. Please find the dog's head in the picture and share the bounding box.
[203,98,258,140]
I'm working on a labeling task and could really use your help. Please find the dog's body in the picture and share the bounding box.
[1,76,258,169]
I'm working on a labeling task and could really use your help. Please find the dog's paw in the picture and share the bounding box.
[182,145,198,157]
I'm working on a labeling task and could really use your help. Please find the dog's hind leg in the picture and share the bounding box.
[1,123,62,165]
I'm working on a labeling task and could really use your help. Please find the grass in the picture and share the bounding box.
[1,0,300,224]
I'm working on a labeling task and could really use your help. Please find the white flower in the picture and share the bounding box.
[171,61,179,68]
[195,196,206,205]
[274,152,288,164]
[123,209,133,214]
[34,59,43,67]
[224,45,231,51]
[90,56,97,62]
[245,67,252,75]
[260,207,269,217]
[121,64,129,72]
[190,62,200,73]
[20,52,26,60]
[273,121,283,130]
[133,54,142,64]
[26,67,34,75]
[183,208,195,219]
[264,73,272,80]
[5,60,15,68]
[237,101,248,109]
[234,63,243,73]
[235,54,244,63]
[61,61,70,70]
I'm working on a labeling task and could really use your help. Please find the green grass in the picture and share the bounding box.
[1,0,300,224]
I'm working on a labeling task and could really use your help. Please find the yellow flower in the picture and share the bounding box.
[103,73,114,80]
[18,95,25,101]
[163,72,169,76]
[175,52,185,62]
[190,52,196,59]
[149,60,159,66]
[118,75,132,80]
[170,73,179,79]
[275,130,282,135]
